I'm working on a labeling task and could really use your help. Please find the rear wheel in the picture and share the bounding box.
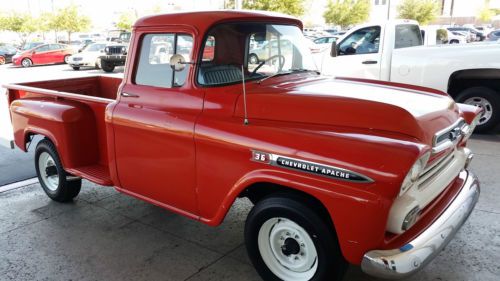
[457,87,500,133]
[64,55,70,64]
[0,56,5,65]
[21,58,32,67]
[72,66,80,70]
[101,60,115,72]
[450,39,459,44]
[245,196,347,281]
[35,139,81,202]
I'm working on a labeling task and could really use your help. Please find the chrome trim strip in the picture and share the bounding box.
[433,118,466,147]
[361,170,479,279]
[251,150,374,183]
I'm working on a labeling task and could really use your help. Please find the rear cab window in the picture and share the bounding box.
[134,33,193,88]
[395,24,423,49]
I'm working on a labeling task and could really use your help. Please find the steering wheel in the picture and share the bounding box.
[250,54,286,76]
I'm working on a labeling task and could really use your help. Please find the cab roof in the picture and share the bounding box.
[134,10,303,31]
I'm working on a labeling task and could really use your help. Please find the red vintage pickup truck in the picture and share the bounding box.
[2,11,482,281]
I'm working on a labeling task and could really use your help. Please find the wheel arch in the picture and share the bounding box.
[448,68,500,98]
[201,169,385,264]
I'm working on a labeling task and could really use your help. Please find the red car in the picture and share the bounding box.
[12,43,74,67]
[3,11,482,281]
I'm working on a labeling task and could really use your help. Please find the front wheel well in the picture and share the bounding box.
[239,182,334,229]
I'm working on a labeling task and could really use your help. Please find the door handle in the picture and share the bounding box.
[362,60,378,64]
[121,92,139,98]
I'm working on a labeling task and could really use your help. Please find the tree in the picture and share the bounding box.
[477,7,494,22]
[51,4,91,42]
[323,0,370,29]
[397,0,440,25]
[243,0,305,17]
[115,11,137,31]
[0,13,38,45]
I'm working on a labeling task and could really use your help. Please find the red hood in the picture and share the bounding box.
[235,77,460,144]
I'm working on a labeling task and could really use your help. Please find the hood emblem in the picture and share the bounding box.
[252,150,373,183]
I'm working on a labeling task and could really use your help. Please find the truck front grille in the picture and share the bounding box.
[106,46,125,55]
[418,151,455,189]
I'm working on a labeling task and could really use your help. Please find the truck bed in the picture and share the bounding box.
[3,76,122,186]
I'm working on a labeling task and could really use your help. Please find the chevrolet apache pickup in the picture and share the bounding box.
[2,11,482,281]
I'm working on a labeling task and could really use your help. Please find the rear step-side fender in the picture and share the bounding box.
[10,98,99,169]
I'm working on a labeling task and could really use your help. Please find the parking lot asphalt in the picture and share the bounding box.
[0,64,499,281]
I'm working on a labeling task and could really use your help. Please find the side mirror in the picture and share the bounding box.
[330,41,337,57]
[169,54,186,71]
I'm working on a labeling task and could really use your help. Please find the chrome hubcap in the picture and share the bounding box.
[22,59,30,67]
[258,217,318,280]
[464,97,493,125]
[38,152,59,191]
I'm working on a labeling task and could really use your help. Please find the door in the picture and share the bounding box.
[321,26,382,80]
[112,32,202,214]
[48,44,64,63]
[31,45,51,64]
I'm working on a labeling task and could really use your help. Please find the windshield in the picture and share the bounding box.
[84,43,106,52]
[198,23,317,86]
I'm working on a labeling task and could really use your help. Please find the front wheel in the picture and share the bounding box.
[245,196,347,281]
[457,87,500,133]
[0,56,5,65]
[101,60,115,72]
[21,58,32,67]
[72,66,80,70]
[35,139,81,202]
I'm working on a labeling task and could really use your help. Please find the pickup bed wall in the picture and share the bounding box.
[5,76,121,185]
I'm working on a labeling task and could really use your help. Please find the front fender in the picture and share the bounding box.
[10,98,99,168]
[200,168,389,265]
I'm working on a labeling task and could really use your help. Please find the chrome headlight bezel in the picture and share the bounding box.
[399,152,431,196]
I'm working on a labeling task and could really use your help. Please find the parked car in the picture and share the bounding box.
[12,43,75,67]
[1,11,482,281]
[421,27,466,45]
[487,29,500,41]
[67,42,108,70]
[310,36,338,53]
[0,43,17,64]
[448,31,468,43]
[322,20,500,132]
[248,39,293,64]
[447,27,474,42]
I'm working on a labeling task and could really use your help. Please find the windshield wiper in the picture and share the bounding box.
[258,69,319,84]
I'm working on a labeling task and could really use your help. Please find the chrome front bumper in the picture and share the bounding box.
[361,170,479,279]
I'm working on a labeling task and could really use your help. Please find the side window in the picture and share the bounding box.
[202,36,215,61]
[395,24,423,49]
[135,33,193,88]
[36,45,50,52]
[49,44,60,50]
[338,26,381,55]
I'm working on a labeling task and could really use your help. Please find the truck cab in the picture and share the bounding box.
[2,11,482,281]
[320,20,422,81]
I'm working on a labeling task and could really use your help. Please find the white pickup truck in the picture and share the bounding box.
[320,20,500,132]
